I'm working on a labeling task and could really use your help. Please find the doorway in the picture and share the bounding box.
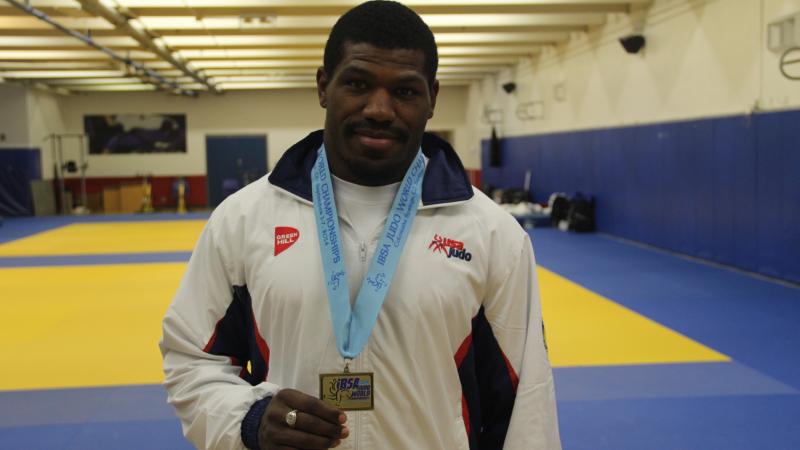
[205,135,268,207]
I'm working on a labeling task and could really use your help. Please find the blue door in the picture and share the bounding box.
[206,135,268,207]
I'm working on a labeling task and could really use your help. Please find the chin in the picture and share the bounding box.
[346,156,402,185]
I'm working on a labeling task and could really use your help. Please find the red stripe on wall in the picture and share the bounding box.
[62,175,208,207]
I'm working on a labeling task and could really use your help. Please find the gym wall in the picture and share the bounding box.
[1,82,470,210]
[48,84,469,179]
[481,110,800,284]
[475,0,800,284]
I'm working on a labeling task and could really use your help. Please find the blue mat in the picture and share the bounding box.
[531,229,800,449]
[531,229,800,389]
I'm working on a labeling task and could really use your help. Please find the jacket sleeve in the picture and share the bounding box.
[160,216,280,449]
[481,233,561,450]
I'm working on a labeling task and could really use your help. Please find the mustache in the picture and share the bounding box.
[345,121,409,143]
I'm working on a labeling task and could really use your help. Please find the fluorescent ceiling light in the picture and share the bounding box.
[0,70,126,78]
[421,13,605,27]
[435,32,569,44]
[133,13,601,30]
[0,50,153,60]
[164,35,327,47]
[179,48,322,58]
[159,33,565,49]
[46,77,139,85]
[69,84,158,91]
[0,62,115,69]
[220,81,317,90]
[438,46,540,56]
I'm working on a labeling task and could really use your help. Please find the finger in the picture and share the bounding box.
[271,427,339,450]
[283,391,345,426]
[293,411,342,439]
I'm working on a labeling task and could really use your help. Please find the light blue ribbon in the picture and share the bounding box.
[312,145,425,359]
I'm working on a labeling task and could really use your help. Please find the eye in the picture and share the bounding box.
[395,87,418,98]
[345,79,368,90]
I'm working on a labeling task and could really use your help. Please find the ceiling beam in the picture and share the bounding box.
[102,0,648,16]
[165,33,566,49]
[117,13,603,32]
[2,0,193,94]
[74,0,218,93]
[0,36,140,48]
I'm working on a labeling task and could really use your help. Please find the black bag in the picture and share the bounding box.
[501,188,530,204]
[550,194,570,226]
[566,193,595,232]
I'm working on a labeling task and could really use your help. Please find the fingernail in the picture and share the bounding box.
[341,427,349,438]
[339,413,347,423]
[332,440,341,448]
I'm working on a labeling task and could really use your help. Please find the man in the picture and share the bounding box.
[160,1,561,449]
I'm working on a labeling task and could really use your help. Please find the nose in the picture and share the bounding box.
[362,88,395,123]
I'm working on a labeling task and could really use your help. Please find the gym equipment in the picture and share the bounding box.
[45,133,89,215]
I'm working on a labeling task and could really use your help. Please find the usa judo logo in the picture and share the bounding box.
[428,234,472,262]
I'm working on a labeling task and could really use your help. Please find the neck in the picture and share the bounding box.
[325,148,415,187]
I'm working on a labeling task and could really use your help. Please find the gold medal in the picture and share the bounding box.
[319,363,374,411]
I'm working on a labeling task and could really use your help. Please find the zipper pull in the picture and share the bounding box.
[359,242,367,262]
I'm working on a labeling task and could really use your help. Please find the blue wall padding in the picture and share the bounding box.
[481,109,800,284]
[0,148,41,217]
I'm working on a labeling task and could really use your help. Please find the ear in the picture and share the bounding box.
[317,67,329,108]
[428,79,440,119]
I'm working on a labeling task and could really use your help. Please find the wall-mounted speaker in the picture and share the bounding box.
[619,34,646,54]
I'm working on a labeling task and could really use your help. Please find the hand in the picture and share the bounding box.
[259,388,349,449]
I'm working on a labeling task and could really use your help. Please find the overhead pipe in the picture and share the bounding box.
[75,0,220,94]
[3,0,201,96]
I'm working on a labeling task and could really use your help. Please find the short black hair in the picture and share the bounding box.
[323,1,438,85]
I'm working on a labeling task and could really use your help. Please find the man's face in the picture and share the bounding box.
[317,41,439,186]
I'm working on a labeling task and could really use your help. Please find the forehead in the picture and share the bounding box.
[334,42,428,81]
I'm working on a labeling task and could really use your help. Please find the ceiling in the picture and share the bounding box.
[0,0,649,96]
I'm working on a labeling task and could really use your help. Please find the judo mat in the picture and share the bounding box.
[0,214,798,449]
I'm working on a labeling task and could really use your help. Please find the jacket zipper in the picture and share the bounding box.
[355,241,367,450]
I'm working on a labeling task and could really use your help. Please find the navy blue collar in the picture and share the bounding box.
[268,130,474,206]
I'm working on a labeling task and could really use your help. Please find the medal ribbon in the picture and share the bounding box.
[312,145,425,359]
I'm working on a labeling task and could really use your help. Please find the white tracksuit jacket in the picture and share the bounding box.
[160,131,561,450]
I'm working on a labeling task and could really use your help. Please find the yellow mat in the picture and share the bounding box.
[0,221,206,257]
[538,267,729,367]
[0,262,728,391]
[0,263,185,391]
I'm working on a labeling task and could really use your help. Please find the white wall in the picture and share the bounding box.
[49,84,469,179]
[761,0,800,108]
[468,0,800,146]
[0,84,30,149]
[27,88,66,178]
